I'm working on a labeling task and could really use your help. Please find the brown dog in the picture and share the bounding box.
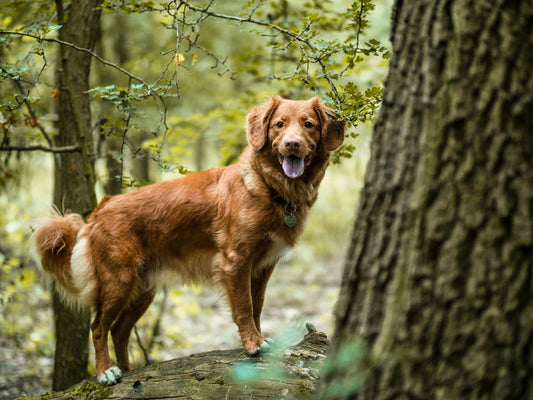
[34,97,345,385]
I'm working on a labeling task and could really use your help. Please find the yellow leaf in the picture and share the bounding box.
[20,269,35,289]
[9,257,20,267]
[174,53,185,67]
[1,16,12,27]
[191,53,198,66]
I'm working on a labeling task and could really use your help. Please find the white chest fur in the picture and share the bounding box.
[256,234,290,272]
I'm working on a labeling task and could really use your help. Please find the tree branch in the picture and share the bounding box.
[0,65,54,146]
[175,1,352,110]
[0,30,159,99]
[1,28,170,136]
[0,144,80,153]
[179,1,315,50]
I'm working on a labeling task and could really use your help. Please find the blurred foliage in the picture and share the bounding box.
[0,0,392,393]
[0,201,55,358]
[318,339,368,397]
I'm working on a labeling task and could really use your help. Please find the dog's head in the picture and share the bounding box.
[247,97,345,179]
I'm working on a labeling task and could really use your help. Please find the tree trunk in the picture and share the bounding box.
[40,327,328,400]
[104,13,128,195]
[321,1,533,399]
[51,0,102,391]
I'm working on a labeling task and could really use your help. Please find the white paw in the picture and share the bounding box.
[248,345,262,356]
[251,338,274,355]
[97,366,122,386]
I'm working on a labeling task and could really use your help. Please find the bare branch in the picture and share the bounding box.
[0,144,80,153]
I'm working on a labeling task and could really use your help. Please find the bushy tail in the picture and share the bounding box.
[34,212,89,302]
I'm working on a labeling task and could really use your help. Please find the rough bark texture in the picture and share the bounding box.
[37,328,328,400]
[321,1,533,399]
[51,0,101,391]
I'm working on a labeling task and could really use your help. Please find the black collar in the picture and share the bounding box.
[272,194,289,205]
[271,189,297,206]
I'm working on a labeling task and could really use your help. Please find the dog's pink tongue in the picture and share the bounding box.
[282,155,305,178]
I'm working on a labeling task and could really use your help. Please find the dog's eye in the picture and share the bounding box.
[276,121,284,128]
[304,121,314,129]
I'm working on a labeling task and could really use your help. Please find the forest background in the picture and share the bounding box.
[0,0,391,397]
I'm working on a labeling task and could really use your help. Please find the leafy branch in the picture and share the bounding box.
[0,29,171,133]
[0,30,154,96]
[173,0,388,127]
[1,0,389,174]
[0,27,173,161]
[176,1,314,47]
[0,65,53,147]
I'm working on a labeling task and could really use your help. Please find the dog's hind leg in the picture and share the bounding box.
[111,288,156,372]
[91,277,135,385]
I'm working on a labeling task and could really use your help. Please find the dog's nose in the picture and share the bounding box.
[284,138,301,150]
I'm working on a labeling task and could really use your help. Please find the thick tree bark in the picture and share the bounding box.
[321,1,533,399]
[38,328,328,400]
[51,0,102,391]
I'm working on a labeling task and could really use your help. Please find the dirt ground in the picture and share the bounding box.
[0,255,343,400]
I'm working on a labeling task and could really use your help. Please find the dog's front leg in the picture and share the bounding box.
[218,254,266,355]
[251,263,276,334]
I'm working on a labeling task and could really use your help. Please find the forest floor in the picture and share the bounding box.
[0,255,343,400]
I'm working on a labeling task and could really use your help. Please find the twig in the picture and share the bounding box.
[341,0,365,76]
[133,325,152,366]
[149,287,169,353]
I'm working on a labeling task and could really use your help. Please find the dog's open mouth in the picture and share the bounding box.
[279,155,311,178]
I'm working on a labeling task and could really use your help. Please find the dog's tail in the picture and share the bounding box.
[34,211,97,308]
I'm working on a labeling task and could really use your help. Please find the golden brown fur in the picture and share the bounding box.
[34,97,345,385]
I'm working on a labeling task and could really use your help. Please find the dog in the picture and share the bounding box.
[34,97,345,385]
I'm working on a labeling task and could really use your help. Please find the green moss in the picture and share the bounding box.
[74,380,113,398]
[15,394,54,400]
[16,380,113,400]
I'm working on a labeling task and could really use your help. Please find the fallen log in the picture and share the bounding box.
[35,324,329,399]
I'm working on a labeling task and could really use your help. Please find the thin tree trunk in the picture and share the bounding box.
[105,13,128,195]
[52,0,102,391]
[321,1,533,399]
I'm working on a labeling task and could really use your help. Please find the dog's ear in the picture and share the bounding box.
[247,97,281,150]
[312,97,345,152]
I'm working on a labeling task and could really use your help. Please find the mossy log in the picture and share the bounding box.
[37,326,329,400]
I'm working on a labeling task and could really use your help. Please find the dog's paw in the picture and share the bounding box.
[246,337,274,356]
[97,366,122,386]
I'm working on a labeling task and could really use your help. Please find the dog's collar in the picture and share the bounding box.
[272,194,289,205]
[271,192,298,228]
[271,191,297,206]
